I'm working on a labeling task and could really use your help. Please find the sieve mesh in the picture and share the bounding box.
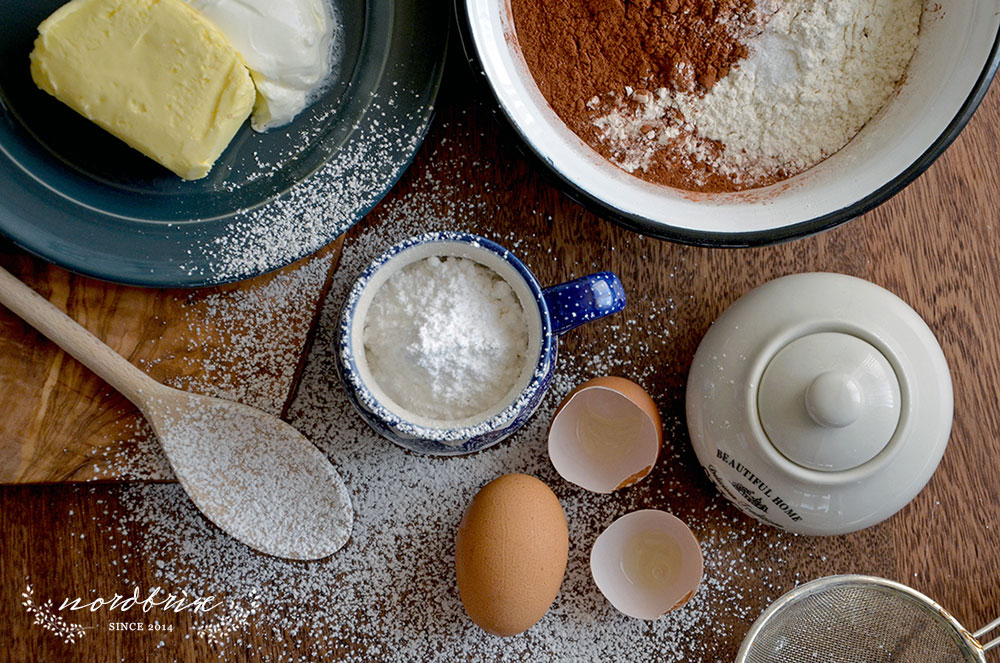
[740,581,978,663]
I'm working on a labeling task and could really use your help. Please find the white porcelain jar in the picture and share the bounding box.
[686,273,953,535]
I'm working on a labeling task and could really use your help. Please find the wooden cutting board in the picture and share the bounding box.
[0,240,342,483]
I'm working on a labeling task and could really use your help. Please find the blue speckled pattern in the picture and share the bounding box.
[336,232,625,455]
[543,272,626,335]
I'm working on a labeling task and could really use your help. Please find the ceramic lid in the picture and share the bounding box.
[758,332,902,471]
[684,273,953,535]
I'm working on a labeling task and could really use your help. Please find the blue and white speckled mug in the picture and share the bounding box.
[337,232,626,455]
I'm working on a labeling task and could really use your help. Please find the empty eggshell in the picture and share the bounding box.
[548,377,663,493]
[591,509,703,620]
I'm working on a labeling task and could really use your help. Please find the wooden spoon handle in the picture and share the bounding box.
[0,265,163,409]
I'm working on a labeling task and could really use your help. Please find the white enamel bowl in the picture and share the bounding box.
[457,0,1000,246]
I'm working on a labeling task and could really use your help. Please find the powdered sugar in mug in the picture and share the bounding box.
[337,231,626,455]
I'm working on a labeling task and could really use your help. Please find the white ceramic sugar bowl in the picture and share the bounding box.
[686,273,953,535]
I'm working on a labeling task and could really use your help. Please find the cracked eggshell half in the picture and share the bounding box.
[548,377,662,493]
[591,509,703,620]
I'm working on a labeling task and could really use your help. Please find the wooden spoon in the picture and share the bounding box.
[0,266,352,560]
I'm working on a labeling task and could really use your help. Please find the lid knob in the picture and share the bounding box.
[758,332,902,472]
[805,371,863,428]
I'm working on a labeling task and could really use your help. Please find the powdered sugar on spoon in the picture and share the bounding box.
[0,265,353,561]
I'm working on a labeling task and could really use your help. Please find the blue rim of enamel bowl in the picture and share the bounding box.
[338,231,553,445]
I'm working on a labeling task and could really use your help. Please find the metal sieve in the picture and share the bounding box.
[736,575,999,663]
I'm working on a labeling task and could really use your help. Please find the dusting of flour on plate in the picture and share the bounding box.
[180,79,434,284]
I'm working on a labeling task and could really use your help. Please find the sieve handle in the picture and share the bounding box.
[974,616,1000,651]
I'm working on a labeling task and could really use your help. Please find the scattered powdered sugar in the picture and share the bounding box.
[68,139,814,661]
[364,256,529,421]
[179,79,434,284]
[168,256,332,413]
[87,256,332,481]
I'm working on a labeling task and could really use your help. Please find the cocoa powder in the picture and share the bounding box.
[510,0,776,192]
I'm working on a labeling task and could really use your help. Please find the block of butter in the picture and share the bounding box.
[29,0,256,180]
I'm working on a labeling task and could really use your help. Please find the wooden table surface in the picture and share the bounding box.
[2,48,1000,662]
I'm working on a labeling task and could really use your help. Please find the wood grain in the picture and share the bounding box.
[1,51,999,662]
[0,241,342,483]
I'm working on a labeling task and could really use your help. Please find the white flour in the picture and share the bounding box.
[595,0,922,185]
[681,0,922,175]
[364,256,529,421]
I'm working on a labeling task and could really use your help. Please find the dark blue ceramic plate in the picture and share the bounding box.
[0,0,447,286]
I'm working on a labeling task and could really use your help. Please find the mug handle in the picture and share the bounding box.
[542,272,626,336]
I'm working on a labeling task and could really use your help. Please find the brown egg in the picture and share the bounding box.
[454,474,569,636]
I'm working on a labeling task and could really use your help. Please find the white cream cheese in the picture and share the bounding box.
[184,0,336,132]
